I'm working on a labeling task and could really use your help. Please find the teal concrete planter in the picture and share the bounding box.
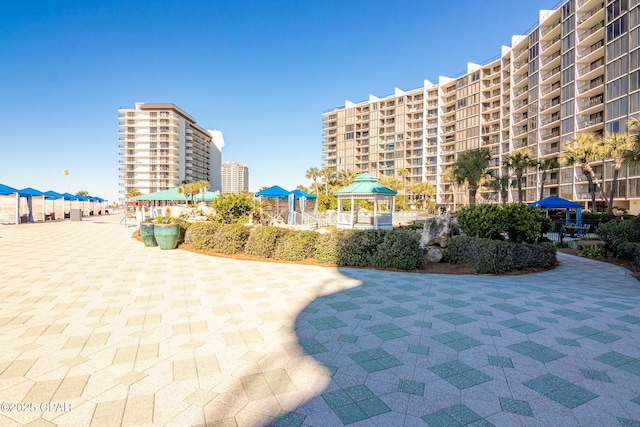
[140,223,157,247]
[154,223,180,250]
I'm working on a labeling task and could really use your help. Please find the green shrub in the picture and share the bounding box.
[579,246,606,258]
[369,230,423,270]
[184,222,221,250]
[313,232,343,264]
[456,204,507,240]
[274,230,319,261]
[212,224,250,254]
[339,230,387,267]
[503,203,553,243]
[456,203,551,243]
[209,192,259,224]
[444,235,556,274]
[245,226,290,258]
[312,229,423,270]
[616,242,640,261]
[597,219,639,256]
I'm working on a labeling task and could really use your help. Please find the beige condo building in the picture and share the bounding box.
[221,162,249,193]
[118,103,224,203]
[322,0,640,213]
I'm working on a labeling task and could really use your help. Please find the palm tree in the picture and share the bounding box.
[338,169,359,186]
[537,158,560,201]
[561,132,603,213]
[305,167,320,196]
[320,166,334,196]
[504,149,537,203]
[177,182,194,205]
[488,172,510,205]
[126,188,142,200]
[441,167,457,211]
[194,180,210,203]
[397,168,410,195]
[411,181,436,210]
[452,148,492,206]
[601,133,632,214]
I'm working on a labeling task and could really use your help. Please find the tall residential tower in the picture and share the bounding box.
[221,162,249,193]
[323,0,640,213]
[118,103,223,202]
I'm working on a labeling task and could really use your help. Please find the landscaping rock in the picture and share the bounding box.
[424,246,445,263]
[420,213,457,249]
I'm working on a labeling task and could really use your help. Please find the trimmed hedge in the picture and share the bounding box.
[185,224,424,270]
[211,224,250,254]
[616,242,640,261]
[274,230,319,261]
[184,222,221,250]
[313,231,344,264]
[444,235,556,274]
[456,203,553,243]
[245,226,290,258]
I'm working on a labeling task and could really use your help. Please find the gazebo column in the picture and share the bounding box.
[373,195,378,229]
[350,195,355,229]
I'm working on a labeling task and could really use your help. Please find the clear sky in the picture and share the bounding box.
[0,0,562,203]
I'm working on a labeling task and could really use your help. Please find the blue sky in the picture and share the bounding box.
[0,0,561,202]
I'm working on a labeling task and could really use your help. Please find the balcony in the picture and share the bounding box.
[541,34,561,51]
[541,81,561,96]
[540,18,561,37]
[577,94,603,112]
[540,128,560,141]
[540,65,561,82]
[577,3,604,26]
[540,97,560,112]
[540,50,561,67]
[577,39,604,60]
[577,115,604,130]
[513,126,528,137]
[513,86,529,99]
[513,72,529,86]
[577,20,604,43]
[577,57,604,79]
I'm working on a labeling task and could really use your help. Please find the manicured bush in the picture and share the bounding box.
[245,226,290,258]
[209,191,259,224]
[456,204,507,240]
[444,235,557,274]
[274,230,319,261]
[369,230,423,270]
[339,230,387,267]
[456,203,552,243]
[184,222,221,250]
[616,242,640,261]
[211,224,250,254]
[313,231,343,264]
[597,219,639,256]
[503,203,553,243]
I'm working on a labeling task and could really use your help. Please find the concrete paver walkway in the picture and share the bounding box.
[1,215,640,426]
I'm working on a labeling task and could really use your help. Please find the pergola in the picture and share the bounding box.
[334,173,397,230]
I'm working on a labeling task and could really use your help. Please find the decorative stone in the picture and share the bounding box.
[420,213,457,249]
[424,247,445,263]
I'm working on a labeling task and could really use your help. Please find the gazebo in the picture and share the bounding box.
[529,195,582,226]
[334,173,397,230]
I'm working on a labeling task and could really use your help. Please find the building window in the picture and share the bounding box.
[607,15,628,41]
[607,76,629,98]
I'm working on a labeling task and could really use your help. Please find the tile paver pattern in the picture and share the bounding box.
[1,215,640,426]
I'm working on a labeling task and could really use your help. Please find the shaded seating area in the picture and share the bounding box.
[528,195,587,238]
[334,173,397,230]
[0,183,107,224]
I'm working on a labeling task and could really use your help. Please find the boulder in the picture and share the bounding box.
[424,246,445,263]
[420,213,457,249]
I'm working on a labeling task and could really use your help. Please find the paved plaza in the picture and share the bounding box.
[1,215,640,426]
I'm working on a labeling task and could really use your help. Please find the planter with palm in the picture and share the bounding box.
[504,149,537,203]
[537,158,560,201]
[452,148,492,206]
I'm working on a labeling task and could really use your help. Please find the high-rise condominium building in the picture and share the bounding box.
[221,162,249,193]
[118,103,224,202]
[323,0,640,214]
